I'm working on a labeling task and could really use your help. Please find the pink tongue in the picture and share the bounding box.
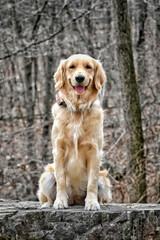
[75,86,85,93]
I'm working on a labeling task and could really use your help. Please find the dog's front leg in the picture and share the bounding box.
[53,139,68,209]
[85,144,100,211]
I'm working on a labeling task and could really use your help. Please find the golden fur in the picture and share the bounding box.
[38,54,112,210]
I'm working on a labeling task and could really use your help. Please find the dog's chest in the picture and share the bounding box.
[64,113,88,193]
[67,113,85,158]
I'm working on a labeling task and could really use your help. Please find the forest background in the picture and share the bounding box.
[0,0,159,203]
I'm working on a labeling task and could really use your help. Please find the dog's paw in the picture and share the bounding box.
[41,202,52,208]
[85,198,100,211]
[54,197,68,209]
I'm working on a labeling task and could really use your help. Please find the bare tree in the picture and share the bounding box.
[113,0,147,202]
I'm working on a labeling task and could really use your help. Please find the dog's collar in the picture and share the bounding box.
[56,90,66,106]
[56,90,95,111]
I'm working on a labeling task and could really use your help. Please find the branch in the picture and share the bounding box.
[104,130,126,157]
[32,0,48,35]
[0,10,92,60]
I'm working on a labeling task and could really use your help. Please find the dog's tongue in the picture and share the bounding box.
[75,86,85,93]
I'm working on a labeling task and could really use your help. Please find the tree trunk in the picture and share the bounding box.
[85,0,94,57]
[41,5,55,162]
[136,0,147,84]
[155,1,160,202]
[101,2,112,109]
[41,55,54,162]
[113,0,147,203]
[23,58,35,155]
[23,57,37,196]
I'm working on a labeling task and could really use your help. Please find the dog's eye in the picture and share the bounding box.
[86,65,91,69]
[70,65,75,69]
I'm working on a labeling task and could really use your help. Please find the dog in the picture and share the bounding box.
[38,54,112,210]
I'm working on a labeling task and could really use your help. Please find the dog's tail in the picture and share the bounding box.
[44,163,54,172]
[98,169,112,204]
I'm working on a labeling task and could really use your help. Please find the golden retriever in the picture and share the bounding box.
[38,54,112,210]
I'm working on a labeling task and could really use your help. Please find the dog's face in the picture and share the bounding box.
[54,54,106,94]
[66,54,95,94]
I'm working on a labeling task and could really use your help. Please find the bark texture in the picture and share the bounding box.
[113,0,147,203]
[0,199,160,240]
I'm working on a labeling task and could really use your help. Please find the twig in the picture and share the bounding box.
[6,126,34,137]
[136,191,147,203]
[104,130,126,156]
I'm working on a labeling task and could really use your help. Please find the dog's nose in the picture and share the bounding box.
[75,74,85,83]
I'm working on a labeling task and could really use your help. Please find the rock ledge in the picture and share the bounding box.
[0,199,160,240]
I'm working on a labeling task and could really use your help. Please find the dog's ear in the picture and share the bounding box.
[54,59,66,90]
[94,60,106,91]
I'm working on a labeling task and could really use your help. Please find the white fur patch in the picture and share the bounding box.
[98,177,112,204]
[68,114,83,159]
[74,132,78,158]
[85,196,100,210]
[54,195,68,209]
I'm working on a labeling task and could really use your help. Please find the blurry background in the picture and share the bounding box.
[0,0,159,203]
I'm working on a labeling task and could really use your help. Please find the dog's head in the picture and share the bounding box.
[54,54,106,94]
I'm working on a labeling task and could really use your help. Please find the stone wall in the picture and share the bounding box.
[0,199,160,240]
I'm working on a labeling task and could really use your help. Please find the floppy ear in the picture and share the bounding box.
[94,60,107,91]
[54,59,66,90]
